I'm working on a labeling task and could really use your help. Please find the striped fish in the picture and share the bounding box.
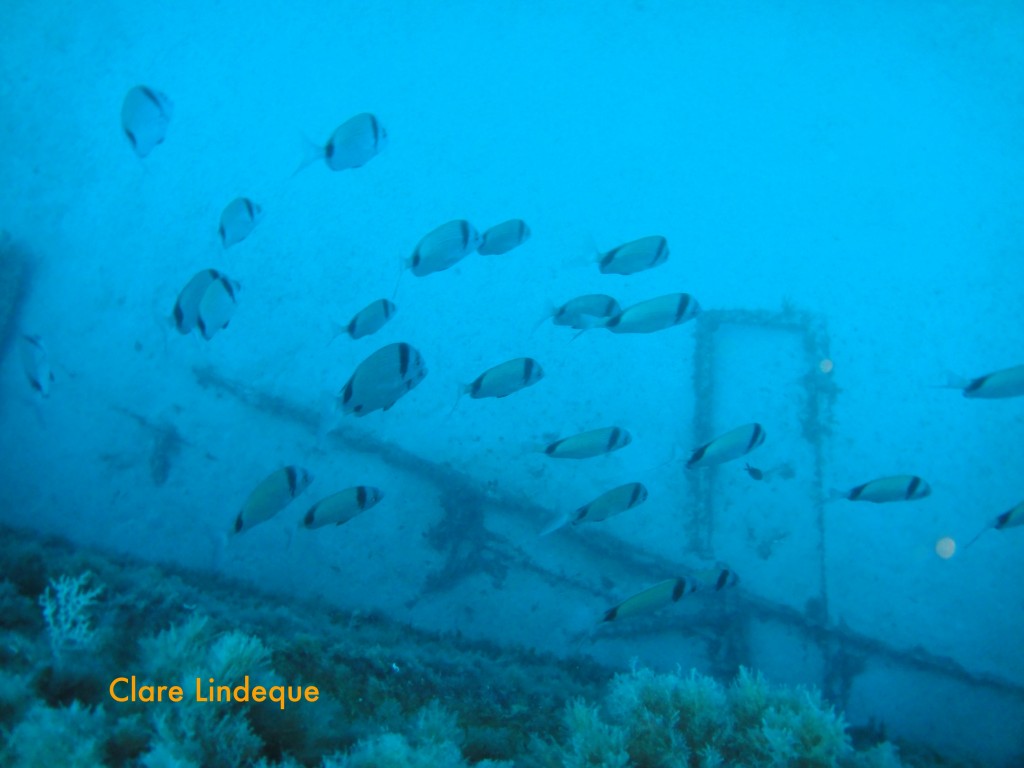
[604,293,700,334]
[341,299,397,341]
[234,466,313,534]
[543,426,632,459]
[832,475,931,503]
[196,275,240,341]
[121,85,172,158]
[598,236,669,275]
[463,357,544,400]
[959,364,1024,399]
[172,269,221,335]
[478,219,531,255]
[601,578,698,623]
[408,220,481,277]
[302,486,384,529]
[339,342,427,416]
[219,197,262,249]
[550,294,621,330]
[687,423,766,469]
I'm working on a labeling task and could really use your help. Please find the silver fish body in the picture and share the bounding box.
[477,219,531,255]
[962,364,1024,399]
[302,486,384,529]
[599,235,669,275]
[553,294,621,329]
[601,577,698,623]
[122,85,173,158]
[409,220,481,277]
[173,269,222,335]
[20,334,54,397]
[196,275,240,341]
[346,299,396,340]
[324,113,388,171]
[573,482,648,525]
[843,475,931,503]
[234,466,313,533]
[687,423,766,469]
[605,293,700,334]
[543,426,632,459]
[466,357,544,399]
[339,342,427,416]
[219,197,262,249]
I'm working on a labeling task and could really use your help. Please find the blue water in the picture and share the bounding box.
[1,1,1022,765]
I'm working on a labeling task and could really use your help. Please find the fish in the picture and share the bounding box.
[601,578,698,623]
[172,269,222,335]
[339,342,427,416]
[297,113,388,173]
[219,197,262,249]
[965,500,1024,547]
[602,293,700,334]
[477,219,531,255]
[20,335,54,397]
[461,357,544,401]
[542,426,632,459]
[408,220,481,277]
[549,294,621,330]
[540,482,649,536]
[234,466,314,533]
[743,463,764,480]
[830,475,931,503]
[598,236,669,275]
[951,364,1024,399]
[687,423,766,469]
[573,482,648,525]
[302,486,384,529]
[196,275,241,341]
[337,299,397,341]
[122,85,173,158]
[693,566,740,591]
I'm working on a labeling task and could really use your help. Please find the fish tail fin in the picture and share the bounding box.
[539,513,571,537]
[530,303,555,335]
[327,320,348,346]
[448,384,467,417]
[964,522,992,549]
[933,369,969,391]
[825,487,845,503]
[315,390,342,449]
[291,133,324,177]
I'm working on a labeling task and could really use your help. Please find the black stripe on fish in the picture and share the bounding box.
[573,505,589,523]
[747,424,763,451]
[325,139,335,160]
[653,238,666,265]
[608,427,621,450]
[460,220,470,249]
[341,380,354,405]
[125,129,137,148]
[285,466,298,496]
[218,224,226,243]
[221,278,237,301]
[28,376,43,393]
[686,444,708,468]
[848,483,866,501]
[381,299,392,319]
[518,219,527,241]
[674,295,689,323]
[963,375,986,395]
[715,570,731,590]
[604,298,616,314]
[139,86,163,111]
[602,606,619,622]
[370,115,381,148]
[234,512,244,533]
[347,316,359,336]
[671,579,686,602]
[629,483,642,507]
[906,476,921,499]
[356,485,367,509]
[304,505,318,527]
[470,376,483,396]
[243,198,254,219]
[544,439,562,456]
[412,251,421,268]
[606,313,621,328]
[196,316,207,336]
[523,358,534,383]
[399,343,410,377]
[995,509,1013,529]
[599,249,615,269]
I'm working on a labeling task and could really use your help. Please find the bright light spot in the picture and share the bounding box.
[935,537,956,559]
[819,359,834,374]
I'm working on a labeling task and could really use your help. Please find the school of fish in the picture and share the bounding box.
[16,84,1024,632]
